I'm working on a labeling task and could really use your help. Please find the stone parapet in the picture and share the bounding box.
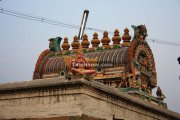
[0,78,179,120]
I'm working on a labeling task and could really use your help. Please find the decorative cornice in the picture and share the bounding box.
[0,78,179,119]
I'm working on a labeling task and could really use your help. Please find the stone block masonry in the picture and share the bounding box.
[0,78,179,120]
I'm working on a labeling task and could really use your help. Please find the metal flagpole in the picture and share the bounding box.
[78,10,89,40]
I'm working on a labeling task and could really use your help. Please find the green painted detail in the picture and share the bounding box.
[83,48,90,53]
[148,71,156,87]
[133,58,139,69]
[97,47,103,51]
[119,87,139,92]
[65,51,71,55]
[49,37,62,52]
[57,45,125,56]
[113,45,121,49]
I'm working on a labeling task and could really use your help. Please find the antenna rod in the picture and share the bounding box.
[78,10,89,40]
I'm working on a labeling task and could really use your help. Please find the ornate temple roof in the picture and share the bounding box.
[33,25,158,98]
[43,47,128,74]
[31,25,173,107]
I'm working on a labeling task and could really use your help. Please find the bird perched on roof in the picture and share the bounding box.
[156,86,166,101]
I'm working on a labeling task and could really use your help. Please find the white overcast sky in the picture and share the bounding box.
[0,0,180,113]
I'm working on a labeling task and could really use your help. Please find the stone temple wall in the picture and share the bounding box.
[0,78,179,120]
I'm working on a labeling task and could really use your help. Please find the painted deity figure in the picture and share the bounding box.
[111,81,116,88]
[119,72,129,88]
[71,53,96,75]
[127,70,141,90]
[132,74,141,90]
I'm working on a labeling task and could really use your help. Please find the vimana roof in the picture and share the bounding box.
[33,25,167,108]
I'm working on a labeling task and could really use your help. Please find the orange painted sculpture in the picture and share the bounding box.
[70,53,96,75]
[63,46,96,78]
[33,25,167,107]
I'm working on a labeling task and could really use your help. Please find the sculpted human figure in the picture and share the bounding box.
[129,73,141,90]
[71,53,96,75]
[111,81,116,88]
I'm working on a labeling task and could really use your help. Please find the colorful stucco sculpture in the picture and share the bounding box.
[33,25,166,107]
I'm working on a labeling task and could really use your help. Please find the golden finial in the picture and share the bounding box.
[122,28,131,46]
[91,32,100,48]
[71,36,79,50]
[61,37,70,51]
[112,29,121,45]
[101,31,111,49]
[81,34,90,48]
